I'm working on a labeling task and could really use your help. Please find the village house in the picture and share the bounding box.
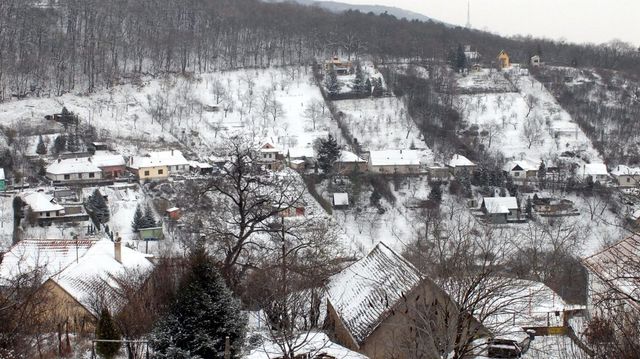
[530,55,542,67]
[0,168,5,191]
[46,157,102,183]
[427,164,450,182]
[577,163,609,183]
[532,196,578,217]
[324,242,486,359]
[189,160,215,175]
[324,56,353,75]
[582,235,640,319]
[22,191,66,221]
[504,159,540,184]
[464,45,481,62]
[259,143,283,171]
[497,50,511,69]
[335,150,368,174]
[447,154,477,176]
[0,238,153,334]
[128,149,190,180]
[368,150,420,174]
[481,196,521,224]
[610,165,640,188]
[333,193,349,209]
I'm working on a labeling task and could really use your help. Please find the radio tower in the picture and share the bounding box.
[466,0,472,28]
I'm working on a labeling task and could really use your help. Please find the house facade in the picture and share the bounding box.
[335,150,368,174]
[497,50,510,69]
[368,150,420,174]
[128,149,189,180]
[23,192,66,220]
[505,159,540,184]
[90,151,126,178]
[481,197,520,224]
[577,163,609,183]
[259,143,283,171]
[611,165,640,188]
[447,154,477,176]
[324,243,486,359]
[530,55,541,67]
[46,158,103,183]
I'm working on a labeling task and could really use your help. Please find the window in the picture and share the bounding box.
[46,212,50,217]
[64,174,70,180]
[158,169,164,175]
[78,173,82,179]
[628,178,631,183]
[89,173,95,178]
[144,170,150,176]
[514,172,520,177]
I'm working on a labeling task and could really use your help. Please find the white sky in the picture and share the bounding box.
[339,0,640,46]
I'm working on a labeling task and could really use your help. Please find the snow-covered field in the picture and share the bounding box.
[455,66,601,164]
[333,96,430,155]
[456,68,516,93]
[0,194,14,250]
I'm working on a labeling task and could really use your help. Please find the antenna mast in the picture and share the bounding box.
[466,0,472,28]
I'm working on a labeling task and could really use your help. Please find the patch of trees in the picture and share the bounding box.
[1,0,639,100]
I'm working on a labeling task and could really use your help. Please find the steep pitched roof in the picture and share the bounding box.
[369,150,420,167]
[483,197,518,214]
[325,242,423,344]
[0,239,96,284]
[582,235,640,309]
[448,154,476,168]
[338,150,366,163]
[23,192,64,212]
[504,159,540,172]
[50,239,153,316]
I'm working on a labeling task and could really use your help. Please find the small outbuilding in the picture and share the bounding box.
[333,193,349,209]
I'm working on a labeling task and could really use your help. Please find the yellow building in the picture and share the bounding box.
[497,50,510,69]
[128,149,189,180]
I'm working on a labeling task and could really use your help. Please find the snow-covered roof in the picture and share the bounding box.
[50,239,154,316]
[338,150,366,163]
[325,242,423,344]
[129,150,189,169]
[504,159,540,172]
[0,239,96,284]
[578,163,608,177]
[189,161,213,169]
[89,151,126,168]
[611,165,640,177]
[0,168,4,181]
[369,150,420,167]
[448,154,476,168]
[23,192,64,212]
[582,235,640,310]
[246,332,369,359]
[483,197,518,214]
[46,157,102,175]
[333,193,349,206]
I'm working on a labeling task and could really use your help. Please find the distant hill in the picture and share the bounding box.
[265,0,438,23]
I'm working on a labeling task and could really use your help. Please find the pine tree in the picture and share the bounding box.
[53,135,66,154]
[537,161,547,189]
[353,62,368,95]
[456,44,467,72]
[36,135,47,155]
[428,183,443,204]
[131,204,144,232]
[371,77,384,97]
[151,248,246,358]
[141,204,157,229]
[324,65,341,97]
[86,189,110,225]
[526,197,533,219]
[96,308,121,359]
[316,134,340,174]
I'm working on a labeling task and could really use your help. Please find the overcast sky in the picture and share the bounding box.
[339,0,640,46]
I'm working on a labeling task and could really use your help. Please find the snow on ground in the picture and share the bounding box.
[0,66,331,160]
[455,67,601,164]
[0,194,14,249]
[337,61,385,94]
[521,335,588,359]
[333,96,431,156]
[456,68,516,93]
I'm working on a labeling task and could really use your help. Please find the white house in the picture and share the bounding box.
[504,159,540,184]
[368,150,420,174]
[530,55,542,67]
[335,150,367,174]
[611,165,640,188]
[46,158,102,182]
[258,143,283,171]
[22,192,66,220]
[447,154,476,176]
[577,163,609,183]
[481,197,520,224]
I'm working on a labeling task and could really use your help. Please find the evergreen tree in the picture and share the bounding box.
[370,190,381,207]
[53,135,67,154]
[316,134,340,174]
[131,204,144,232]
[428,183,443,204]
[141,203,157,229]
[36,135,47,155]
[86,189,110,225]
[151,248,246,358]
[96,308,121,359]
[371,77,384,97]
[526,197,533,219]
[324,65,341,97]
[537,161,547,188]
[455,44,467,72]
[353,62,368,95]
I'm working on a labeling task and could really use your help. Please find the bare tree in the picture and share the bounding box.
[521,116,544,149]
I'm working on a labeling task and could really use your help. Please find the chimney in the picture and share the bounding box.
[114,234,122,264]
[171,149,174,156]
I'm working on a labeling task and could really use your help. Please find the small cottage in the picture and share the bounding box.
[128,149,190,180]
[22,192,66,221]
[368,150,420,174]
[258,143,283,171]
[577,163,609,183]
[504,159,540,184]
[335,150,368,174]
[46,157,102,183]
[611,165,640,188]
[497,50,511,69]
[530,55,542,67]
[333,193,349,209]
[447,154,476,176]
[481,197,520,224]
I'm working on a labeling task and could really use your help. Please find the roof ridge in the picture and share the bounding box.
[582,234,640,263]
